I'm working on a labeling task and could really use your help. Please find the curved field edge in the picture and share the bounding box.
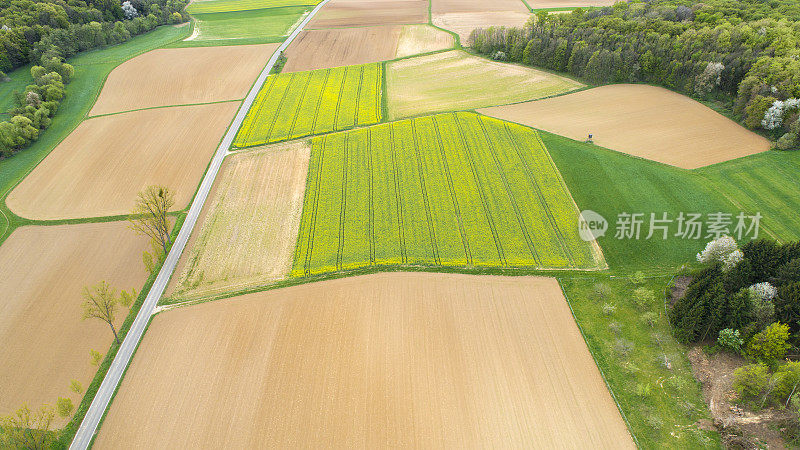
[0,24,192,245]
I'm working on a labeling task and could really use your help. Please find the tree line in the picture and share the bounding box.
[0,0,189,157]
[469,0,800,150]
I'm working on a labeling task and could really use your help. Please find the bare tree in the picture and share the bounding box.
[81,281,136,344]
[0,404,55,449]
[128,185,174,254]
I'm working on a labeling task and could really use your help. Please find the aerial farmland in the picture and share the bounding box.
[1,0,799,448]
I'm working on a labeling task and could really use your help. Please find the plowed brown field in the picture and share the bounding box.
[478,84,770,169]
[96,273,634,448]
[0,222,150,427]
[308,0,427,28]
[167,141,310,300]
[283,25,402,72]
[90,44,278,115]
[7,102,240,220]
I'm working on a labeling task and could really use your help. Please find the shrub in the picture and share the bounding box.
[746,322,790,365]
[642,311,659,327]
[632,287,655,309]
[602,302,616,315]
[733,363,770,402]
[718,328,745,354]
[630,271,646,285]
[697,236,739,265]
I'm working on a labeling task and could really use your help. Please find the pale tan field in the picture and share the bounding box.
[395,24,454,58]
[90,44,277,115]
[433,11,532,42]
[7,102,240,220]
[167,141,310,300]
[308,0,427,28]
[0,222,150,427]
[432,0,528,13]
[478,84,771,169]
[96,273,634,448]
[283,25,402,72]
[528,0,616,7]
[387,50,584,119]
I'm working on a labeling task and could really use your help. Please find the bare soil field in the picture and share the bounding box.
[478,84,770,169]
[432,0,528,13]
[96,273,633,448]
[433,11,532,43]
[90,44,278,115]
[387,50,583,119]
[528,0,616,8]
[167,141,310,300]
[308,0,427,28]
[7,102,239,220]
[283,25,402,72]
[0,222,149,427]
[395,24,454,58]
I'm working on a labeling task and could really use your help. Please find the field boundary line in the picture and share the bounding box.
[432,116,471,264]
[367,128,376,265]
[86,99,244,120]
[410,119,440,264]
[68,0,334,446]
[304,136,326,275]
[476,115,540,266]
[505,122,575,266]
[310,68,332,135]
[388,123,408,263]
[336,133,349,270]
[287,71,313,139]
[452,113,506,266]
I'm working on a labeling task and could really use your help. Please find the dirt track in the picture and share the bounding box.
[168,141,310,300]
[0,223,150,427]
[90,44,278,115]
[7,102,240,220]
[96,273,634,448]
[478,84,770,169]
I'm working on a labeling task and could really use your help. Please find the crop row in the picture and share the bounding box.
[291,112,600,276]
[234,63,383,148]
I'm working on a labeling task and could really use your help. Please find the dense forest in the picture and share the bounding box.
[0,0,188,156]
[470,0,800,150]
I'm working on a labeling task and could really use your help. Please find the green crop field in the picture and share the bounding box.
[234,63,382,148]
[189,7,310,44]
[292,112,603,276]
[187,0,318,14]
[697,151,800,242]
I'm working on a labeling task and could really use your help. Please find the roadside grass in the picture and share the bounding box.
[0,64,33,118]
[559,275,721,448]
[697,150,800,242]
[0,24,191,245]
[541,130,741,272]
[187,0,318,14]
[292,112,603,276]
[188,7,311,44]
[234,63,382,147]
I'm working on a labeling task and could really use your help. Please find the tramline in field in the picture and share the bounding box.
[233,63,382,148]
[292,112,604,276]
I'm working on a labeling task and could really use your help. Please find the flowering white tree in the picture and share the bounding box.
[697,235,740,269]
[762,98,800,130]
[722,249,744,271]
[122,1,138,19]
[694,62,724,96]
[750,282,778,300]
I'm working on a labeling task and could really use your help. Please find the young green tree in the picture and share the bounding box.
[89,349,104,367]
[81,281,136,344]
[128,185,174,254]
[746,322,791,366]
[0,404,55,449]
[56,397,74,418]
[70,379,83,395]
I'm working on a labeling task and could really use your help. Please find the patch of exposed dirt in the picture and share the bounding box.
[670,275,692,306]
[688,346,796,449]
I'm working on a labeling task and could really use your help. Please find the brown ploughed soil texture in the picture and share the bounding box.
[96,273,634,448]
[7,102,239,220]
[478,84,770,169]
[283,25,402,72]
[167,141,310,300]
[528,0,616,7]
[0,222,150,427]
[431,0,529,42]
[90,44,278,115]
[308,0,427,28]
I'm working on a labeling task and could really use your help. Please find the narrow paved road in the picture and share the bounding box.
[69,2,331,447]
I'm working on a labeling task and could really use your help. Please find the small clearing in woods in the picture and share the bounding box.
[7,102,240,220]
[167,141,310,301]
[97,273,634,448]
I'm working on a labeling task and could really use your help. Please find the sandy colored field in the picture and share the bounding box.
[7,102,239,219]
[478,84,771,169]
[528,0,616,8]
[387,50,583,119]
[432,0,528,14]
[97,273,633,448]
[167,141,309,300]
[308,0,427,28]
[434,11,531,42]
[283,25,401,72]
[0,222,150,427]
[395,24,454,58]
[90,44,277,115]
